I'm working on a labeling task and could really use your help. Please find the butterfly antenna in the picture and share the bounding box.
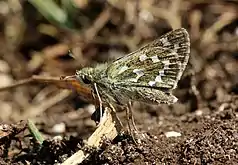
[67,47,86,69]
[61,75,76,80]
[68,49,76,59]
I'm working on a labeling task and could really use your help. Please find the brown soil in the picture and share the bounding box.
[0,0,237,164]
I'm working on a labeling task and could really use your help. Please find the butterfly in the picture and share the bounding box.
[75,28,190,132]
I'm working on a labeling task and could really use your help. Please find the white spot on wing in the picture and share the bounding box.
[174,43,180,52]
[148,81,156,86]
[117,65,128,74]
[172,96,178,103]
[148,69,165,86]
[167,52,178,57]
[155,75,162,82]
[162,60,170,69]
[139,54,148,61]
[160,37,170,46]
[150,56,160,63]
[159,70,165,76]
[133,69,144,76]
[132,69,144,82]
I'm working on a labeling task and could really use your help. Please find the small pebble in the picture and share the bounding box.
[52,122,66,134]
[85,104,96,114]
[165,131,182,138]
[195,110,203,116]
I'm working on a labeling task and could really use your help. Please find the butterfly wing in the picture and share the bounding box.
[106,28,190,90]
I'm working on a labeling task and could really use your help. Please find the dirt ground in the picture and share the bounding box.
[0,0,237,165]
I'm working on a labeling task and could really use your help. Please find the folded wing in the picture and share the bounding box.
[106,28,190,90]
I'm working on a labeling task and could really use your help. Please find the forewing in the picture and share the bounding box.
[106,28,190,90]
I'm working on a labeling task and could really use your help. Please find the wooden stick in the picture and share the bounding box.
[61,107,122,165]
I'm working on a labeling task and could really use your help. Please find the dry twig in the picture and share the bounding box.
[61,106,122,165]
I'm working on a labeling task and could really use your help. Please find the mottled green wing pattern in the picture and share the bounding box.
[106,28,190,90]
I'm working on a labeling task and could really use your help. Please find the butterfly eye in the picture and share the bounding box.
[81,75,91,84]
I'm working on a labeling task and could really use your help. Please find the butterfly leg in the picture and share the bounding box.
[94,83,103,121]
[108,103,123,128]
[126,101,141,143]
[127,101,139,132]
[127,101,150,143]
[126,104,135,142]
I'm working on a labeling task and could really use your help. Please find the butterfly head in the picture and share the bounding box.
[75,67,94,85]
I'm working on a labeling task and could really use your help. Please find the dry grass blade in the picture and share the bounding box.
[201,11,237,45]
[27,119,44,145]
